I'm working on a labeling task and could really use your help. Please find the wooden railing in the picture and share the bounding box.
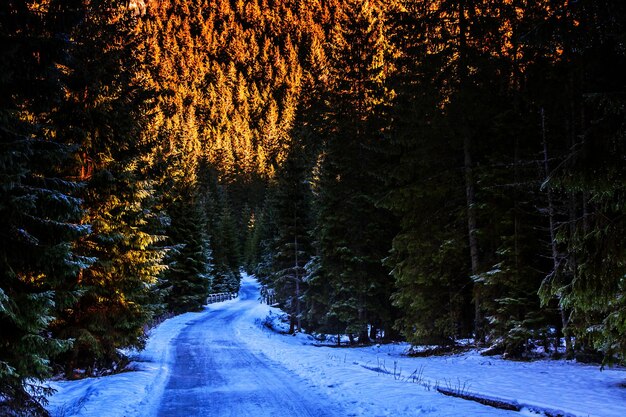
[206,292,238,304]
[260,286,276,305]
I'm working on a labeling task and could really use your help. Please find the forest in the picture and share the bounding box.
[1,0,625,415]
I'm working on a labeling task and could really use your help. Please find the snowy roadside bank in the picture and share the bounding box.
[45,300,236,417]
[234,276,626,417]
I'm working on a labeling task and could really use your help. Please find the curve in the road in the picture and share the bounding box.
[157,280,345,417]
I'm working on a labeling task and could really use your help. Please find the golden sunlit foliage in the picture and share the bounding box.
[136,0,327,183]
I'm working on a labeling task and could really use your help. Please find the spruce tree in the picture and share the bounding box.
[211,190,242,293]
[51,3,166,374]
[539,0,626,363]
[0,1,87,413]
[162,187,213,313]
[266,141,313,333]
[312,0,396,343]
[382,13,471,343]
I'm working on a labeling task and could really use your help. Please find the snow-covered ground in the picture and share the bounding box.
[46,274,626,417]
[45,305,225,417]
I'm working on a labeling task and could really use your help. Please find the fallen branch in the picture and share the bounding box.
[436,388,521,412]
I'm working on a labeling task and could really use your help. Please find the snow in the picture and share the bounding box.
[45,304,235,417]
[47,274,626,417]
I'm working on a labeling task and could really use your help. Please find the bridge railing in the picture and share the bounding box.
[260,286,276,305]
[206,292,238,304]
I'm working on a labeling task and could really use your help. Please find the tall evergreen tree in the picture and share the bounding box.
[263,141,313,333]
[312,0,397,343]
[0,1,88,413]
[539,0,626,363]
[51,2,166,375]
[161,186,213,313]
[211,189,242,293]
[382,26,471,344]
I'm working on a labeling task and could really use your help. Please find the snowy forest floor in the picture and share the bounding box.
[46,274,626,417]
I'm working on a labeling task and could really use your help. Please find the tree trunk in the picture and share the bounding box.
[295,276,301,333]
[383,325,400,342]
[289,306,295,334]
[358,291,369,344]
[464,133,482,343]
[294,210,301,333]
[369,324,378,341]
[457,0,483,345]
[541,107,572,356]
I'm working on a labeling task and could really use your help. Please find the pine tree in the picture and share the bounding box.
[161,187,213,313]
[51,3,166,375]
[266,141,313,333]
[382,10,471,343]
[242,208,262,273]
[312,0,397,343]
[539,0,626,364]
[211,190,242,293]
[0,1,88,413]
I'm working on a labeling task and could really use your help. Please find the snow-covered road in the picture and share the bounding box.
[156,282,345,416]
[47,275,626,417]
